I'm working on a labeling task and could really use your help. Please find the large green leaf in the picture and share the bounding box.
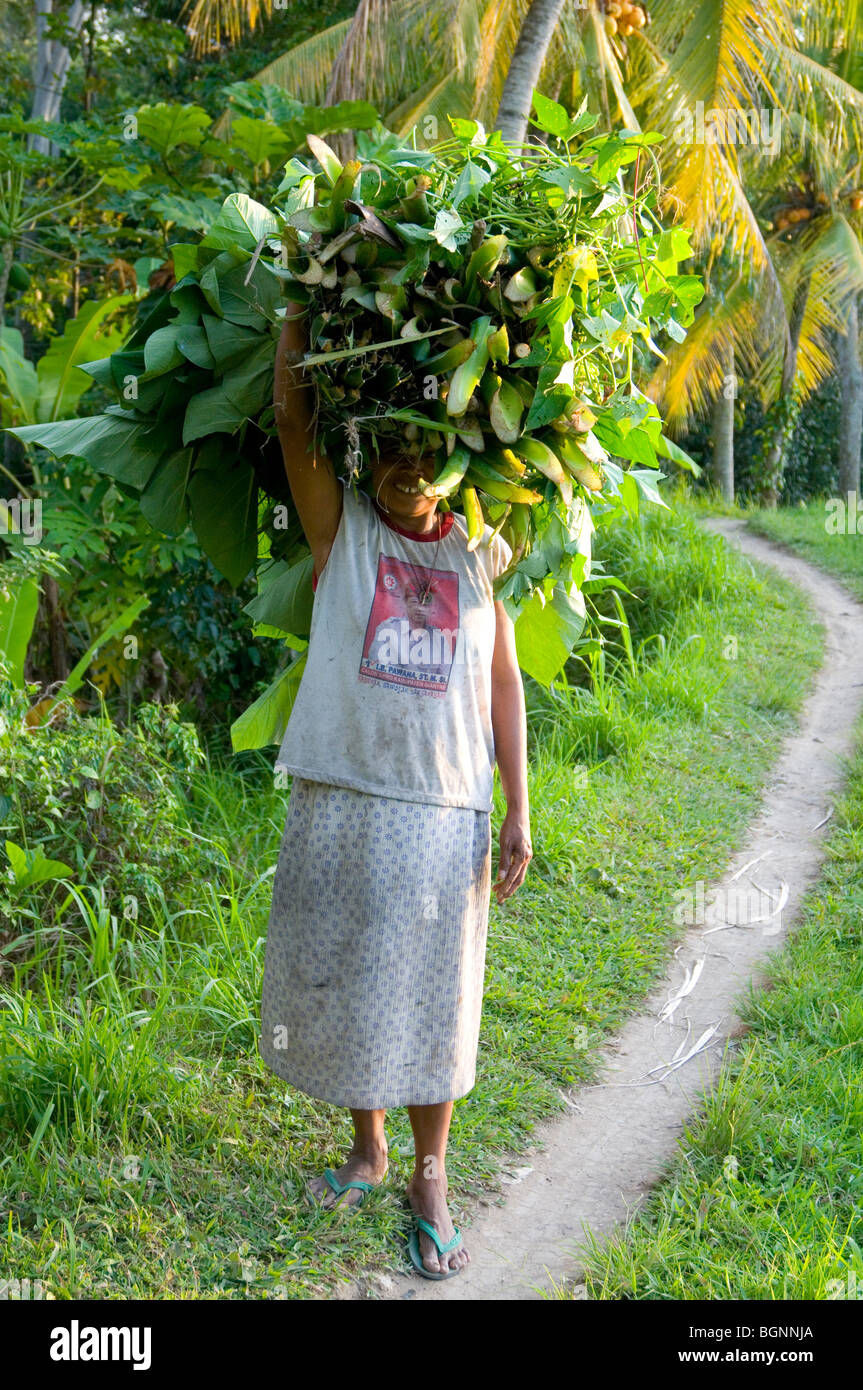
[36,296,134,422]
[216,261,281,327]
[0,329,38,426]
[200,192,280,253]
[176,325,216,370]
[514,583,586,686]
[0,576,39,687]
[140,449,193,533]
[220,339,275,415]
[230,653,307,752]
[77,356,115,390]
[4,840,74,890]
[201,314,265,371]
[189,461,258,585]
[149,193,223,233]
[136,102,211,155]
[232,117,293,170]
[244,555,315,639]
[282,100,379,156]
[10,414,162,491]
[170,244,202,281]
[182,386,247,444]
[142,324,186,376]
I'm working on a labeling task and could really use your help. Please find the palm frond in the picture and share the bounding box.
[386,73,470,136]
[181,0,273,56]
[643,0,791,112]
[324,0,434,106]
[249,20,355,106]
[770,40,863,153]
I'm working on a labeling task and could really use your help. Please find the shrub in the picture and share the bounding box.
[0,687,222,955]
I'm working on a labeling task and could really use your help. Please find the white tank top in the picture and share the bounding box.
[275,479,512,812]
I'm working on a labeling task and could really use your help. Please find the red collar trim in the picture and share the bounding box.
[373,500,455,542]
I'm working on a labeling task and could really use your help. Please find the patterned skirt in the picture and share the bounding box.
[259,778,493,1109]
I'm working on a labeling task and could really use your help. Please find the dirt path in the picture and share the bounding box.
[345,519,863,1301]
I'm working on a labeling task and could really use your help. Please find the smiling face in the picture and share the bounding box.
[369,451,440,532]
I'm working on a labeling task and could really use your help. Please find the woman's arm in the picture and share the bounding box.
[273,303,343,577]
[490,599,532,902]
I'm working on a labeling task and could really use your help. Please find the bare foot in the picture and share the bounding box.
[307,1143,388,1210]
[406,1170,470,1275]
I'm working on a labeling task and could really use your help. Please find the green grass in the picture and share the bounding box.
[567,729,863,1301]
[0,506,824,1298]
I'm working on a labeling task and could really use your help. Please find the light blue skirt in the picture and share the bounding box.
[259,778,492,1108]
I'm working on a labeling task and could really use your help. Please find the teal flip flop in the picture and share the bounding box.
[407,1216,465,1280]
[311,1167,375,1208]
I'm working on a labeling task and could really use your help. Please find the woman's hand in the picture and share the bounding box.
[494,805,532,902]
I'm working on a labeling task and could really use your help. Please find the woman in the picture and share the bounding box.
[259,305,533,1280]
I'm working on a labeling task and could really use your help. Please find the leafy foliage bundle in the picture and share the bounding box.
[12,100,703,746]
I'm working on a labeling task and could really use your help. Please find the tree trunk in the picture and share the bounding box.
[42,574,69,684]
[29,0,87,154]
[759,274,810,507]
[837,293,863,499]
[494,0,567,144]
[324,0,391,160]
[711,343,735,503]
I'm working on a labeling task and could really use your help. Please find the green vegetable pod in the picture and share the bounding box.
[421,444,472,498]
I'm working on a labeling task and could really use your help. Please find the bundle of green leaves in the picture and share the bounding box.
[11,100,703,747]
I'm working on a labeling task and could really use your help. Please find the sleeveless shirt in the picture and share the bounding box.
[274,479,512,812]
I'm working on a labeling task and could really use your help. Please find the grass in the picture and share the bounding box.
[0,505,824,1298]
[566,729,863,1301]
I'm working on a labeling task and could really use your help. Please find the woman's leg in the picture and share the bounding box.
[406,1101,470,1274]
[308,1108,389,1209]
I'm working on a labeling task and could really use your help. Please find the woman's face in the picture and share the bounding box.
[370,451,439,528]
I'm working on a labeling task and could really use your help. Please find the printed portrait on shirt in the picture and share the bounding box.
[360,554,461,696]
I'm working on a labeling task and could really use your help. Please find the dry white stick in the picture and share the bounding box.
[644,1023,721,1080]
[658,958,705,1022]
[748,879,790,922]
[729,852,769,883]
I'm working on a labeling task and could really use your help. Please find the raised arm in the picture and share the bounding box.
[490,600,532,902]
[273,302,343,578]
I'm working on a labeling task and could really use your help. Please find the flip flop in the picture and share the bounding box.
[310,1166,376,1208]
[407,1216,465,1280]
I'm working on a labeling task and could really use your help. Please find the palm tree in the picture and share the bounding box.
[837,292,862,497]
[710,343,736,503]
[495,0,567,140]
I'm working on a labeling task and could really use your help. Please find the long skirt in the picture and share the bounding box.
[259,778,493,1109]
